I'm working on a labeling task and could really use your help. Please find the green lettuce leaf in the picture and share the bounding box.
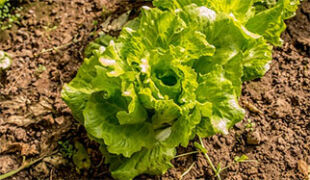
[254,0,300,19]
[196,66,245,135]
[247,2,286,46]
[83,93,155,157]
[111,144,175,180]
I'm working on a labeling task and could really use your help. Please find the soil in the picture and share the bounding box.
[0,0,309,180]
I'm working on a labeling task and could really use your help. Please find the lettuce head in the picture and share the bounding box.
[62,0,299,179]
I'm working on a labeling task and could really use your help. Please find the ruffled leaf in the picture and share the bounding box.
[84,94,155,157]
[111,144,175,180]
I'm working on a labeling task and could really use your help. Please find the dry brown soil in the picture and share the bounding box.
[0,0,309,180]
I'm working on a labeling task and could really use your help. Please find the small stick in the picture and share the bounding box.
[179,162,195,180]
[175,151,199,158]
[34,35,79,57]
[95,156,104,168]
[34,42,73,56]
[242,100,263,114]
[199,137,222,180]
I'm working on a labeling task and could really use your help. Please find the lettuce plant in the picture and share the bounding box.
[62,0,299,179]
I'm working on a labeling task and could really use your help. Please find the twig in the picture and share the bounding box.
[175,151,199,158]
[0,151,58,180]
[95,170,110,177]
[198,137,222,180]
[179,162,195,180]
[242,100,263,114]
[34,35,79,57]
[95,156,104,168]
[49,168,53,180]
[35,42,72,56]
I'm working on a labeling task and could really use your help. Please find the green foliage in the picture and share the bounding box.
[72,141,91,173]
[0,0,8,7]
[197,136,256,180]
[234,155,249,163]
[35,64,46,74]
[0,0,21,30]
[254,0,300,19]
[59,140,91,173]
[62,0,299,179]
[58,140,74,158]
[245,119,256,131]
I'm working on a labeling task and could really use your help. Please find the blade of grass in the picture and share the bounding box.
[0,151,57,180]
[175,151,199,158]
[198,136,222,180]
[179,162,195,180]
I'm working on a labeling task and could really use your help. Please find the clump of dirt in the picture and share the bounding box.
[0,0,309,180]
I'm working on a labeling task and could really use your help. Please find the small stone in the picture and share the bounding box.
[36,132,41,137]
[16,36,23,43]
[276,145,285,151]
[34,162,49,176]
[245,166,258,175]
[277,137,285,145]
[226,137,233,145]
[43,114,54,124]
[246,131,261,145]
[14,128,27,141]
[34,30,43,37]
[21,49,33,58]
[0,156,18,174]
[55,116,65,125]
[234,122,243,130]
[0,126,8,134]
[43,155,67,167]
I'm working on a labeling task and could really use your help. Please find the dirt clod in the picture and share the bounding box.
[0,156,17,174]
[246,131,262,145]
[33,161,49,177]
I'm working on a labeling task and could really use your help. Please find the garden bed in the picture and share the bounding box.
[0,0,309,179]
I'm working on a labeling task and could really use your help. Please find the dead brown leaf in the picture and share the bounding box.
[6,116,36,127]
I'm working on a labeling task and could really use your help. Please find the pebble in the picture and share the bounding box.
[234,122,243,130]
[21,49,33,58]
[55,116,65,125]
[14,128,27,141]
[277,137,285,145]
[34,30,43,37]
[246,131,262,145]
[36,132,41,137]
